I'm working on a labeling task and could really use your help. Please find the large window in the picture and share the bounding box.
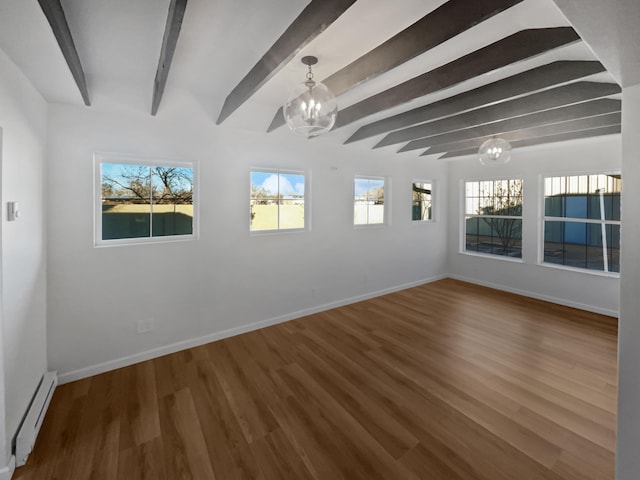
[354,177,385,225]
[412,181,432,221]
[250,169,305,232]
[464,179,523,258]
[543,174,621,273]
[96,155,195,245]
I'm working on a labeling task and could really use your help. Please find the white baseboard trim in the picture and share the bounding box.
[58,275,447,384]
[0,456,16,480]
[447,274,619,318]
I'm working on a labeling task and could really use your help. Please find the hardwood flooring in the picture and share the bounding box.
[14,279,618,479]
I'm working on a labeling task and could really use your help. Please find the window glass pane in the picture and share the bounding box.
[279,173,305,230]
[412,182,432,221]
[251,171,279,231]
[607,224,621,273]
[465,217,479,252]
[544,220,619,272]
[101,163,151,240]
[565,195,588,219]
[544,221,565,266]
[467,216,522,258]
[151,167,193,237]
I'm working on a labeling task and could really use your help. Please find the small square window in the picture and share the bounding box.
[250,169,306,232]
[95,154,196,246]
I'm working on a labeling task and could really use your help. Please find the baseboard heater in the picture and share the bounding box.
[15,371,57,467]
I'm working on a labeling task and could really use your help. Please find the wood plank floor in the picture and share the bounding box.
[14,279,618,479]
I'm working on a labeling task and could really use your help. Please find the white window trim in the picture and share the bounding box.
[411,179,435,223]
[249,167,309,235]
[460,176,524,258]
[94,152,198,247]
[354,175,389,228]
[538,171,621,276]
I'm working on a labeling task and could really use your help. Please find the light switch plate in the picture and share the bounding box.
[7,202,20,221]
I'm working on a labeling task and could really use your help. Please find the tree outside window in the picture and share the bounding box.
[97,157,195,245]
[464,179,523,258]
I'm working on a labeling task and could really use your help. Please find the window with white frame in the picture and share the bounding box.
[250,169,305,232]
[354,177,385,225]
[96,155,195,245]
[412,181,432,221]
[543,174,621,273]
[464,178,523,258]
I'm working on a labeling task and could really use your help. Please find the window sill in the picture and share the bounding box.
[459,250,524,263]
[95,234,197,248]
[354,223,386,229]
[537,262,620,278]
[250,228,306,236]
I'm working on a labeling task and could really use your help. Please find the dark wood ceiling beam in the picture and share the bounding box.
[151,0,188,116]
[334,28,580,130]
[403,98,621,152]
[216,0,357,125]
[381,81,620,149]
[345,61,606,144]
[37,0,90,106]
[423,112,621,155]
[267,0,525,132]
[436,125,621,159]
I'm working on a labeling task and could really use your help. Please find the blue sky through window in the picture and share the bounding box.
[355,178,384,197]
[251,171,304,197]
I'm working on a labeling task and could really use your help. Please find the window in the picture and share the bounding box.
[464,179,523,258]
[543,174,621,273]
[354,177,385,225]
[412,181,433,221]
[250,169,305,232]
[96,155,195,245]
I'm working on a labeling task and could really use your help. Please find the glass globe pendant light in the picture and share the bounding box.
[478,136,512,166]
[283,56,337,138]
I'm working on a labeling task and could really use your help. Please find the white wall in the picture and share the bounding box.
[46,101,448,381]
[0,49,48,468]
[446,136,621,316]
[617,82,640,480]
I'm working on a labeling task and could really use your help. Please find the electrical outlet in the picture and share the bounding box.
[137,318,154,334]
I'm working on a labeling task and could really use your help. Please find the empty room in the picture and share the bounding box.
[0,0,638,479]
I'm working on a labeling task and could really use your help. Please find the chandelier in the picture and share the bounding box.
[283,56,337,138]
[478,136,512,166]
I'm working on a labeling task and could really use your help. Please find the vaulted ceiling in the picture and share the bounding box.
[0,0,624,159]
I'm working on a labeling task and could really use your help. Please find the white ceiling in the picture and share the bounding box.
[552,0,640,88]
[0,0,631,154]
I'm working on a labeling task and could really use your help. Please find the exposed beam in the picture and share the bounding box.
[151,0,188,116]
[381,81,620,149]
[333,28,580,130]
[267,0,525,132]
[404,98,621,152]
[345,61,606,144]
[37,0,90,106]
[216,0,357,125]
[437,125,621,159]
[423,112,621,155]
